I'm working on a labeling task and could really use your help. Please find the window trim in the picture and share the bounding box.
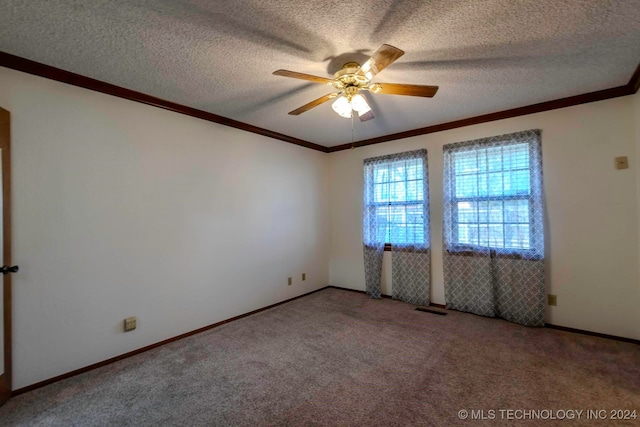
[363,149,430,248]
[443,131,543,258]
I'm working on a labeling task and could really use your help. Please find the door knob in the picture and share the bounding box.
[0,265,18,275]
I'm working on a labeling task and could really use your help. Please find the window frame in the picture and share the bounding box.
[444,135,542,259]
[365,200,427,251]
[363,150,429,250]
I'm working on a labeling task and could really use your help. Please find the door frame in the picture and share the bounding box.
[0,107,12,405]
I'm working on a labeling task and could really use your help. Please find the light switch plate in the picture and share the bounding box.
[615,156,628,170]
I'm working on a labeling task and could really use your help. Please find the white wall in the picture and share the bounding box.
[1,64,638,390]
[0,67,330,389]
[329,95,640,340]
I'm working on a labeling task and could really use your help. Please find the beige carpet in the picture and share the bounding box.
[1,288,639,426]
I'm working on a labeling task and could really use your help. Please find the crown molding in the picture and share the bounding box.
[2,51,638,154]
[327,76,637,153]
[0,51,328,153]
[629,62,640,94]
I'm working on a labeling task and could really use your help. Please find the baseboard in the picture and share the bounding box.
[326,285,447,309]
[328,285,393,299]
[328,286,638,344]
[0,373,10,403]
[544,323,639,345]
[12,286,330,396]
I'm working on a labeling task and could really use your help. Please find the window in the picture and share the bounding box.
[363,150,429,247]
[443,130,543,256]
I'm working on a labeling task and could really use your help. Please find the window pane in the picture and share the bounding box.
[449,141,534,251]
[406,205,424,224]
[456,174,478,198]
[487,172,503,196]
[454,151,478,174]
[503,144,529,170]
[374,183,386,203]
[374,167,388,183]
[477,173,488,197]
[488,201,503,223]
[468,224,479,245]
[453,200,533,249]
[487,147,502,171]
[389,205,405,223]
[389,224,406,244]
[406,164,422,180]
[505,170,530,196]
[488,224,504,247]
[458,224,478,245]
[477,201,488,223]
[390,182,406,201]
[416,180,424,200]
[375,208,388,224]
[505,224,530,249]
[477,150,487,172]
[504,200,529,223]
[391,164,406,182]
[478,224,488,246]
[406,224,424,243]
[406,180,422,201]
[457,202,477,223]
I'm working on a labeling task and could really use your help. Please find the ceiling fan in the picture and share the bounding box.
[273,44,438,121]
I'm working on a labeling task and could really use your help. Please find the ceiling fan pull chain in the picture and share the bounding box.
[351,112,355,149]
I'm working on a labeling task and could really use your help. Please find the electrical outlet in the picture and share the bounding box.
[615,156,628,170]
[302,273,306,281]
[124,316,137,332]
[548,294,557,306]
[288,277,292,286]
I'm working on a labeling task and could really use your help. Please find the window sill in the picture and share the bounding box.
[383,243,430,253]
[365,244,429,252]
[446,246,542,260]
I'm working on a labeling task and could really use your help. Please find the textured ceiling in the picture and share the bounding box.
[1,0,639,147]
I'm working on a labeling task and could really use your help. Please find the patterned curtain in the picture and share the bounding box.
[442,130,545,326]
[363,150,430,305]
[363,156,387,299]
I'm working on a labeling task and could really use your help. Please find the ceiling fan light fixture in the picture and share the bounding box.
[351,94,371,114]
[331,95,352,118]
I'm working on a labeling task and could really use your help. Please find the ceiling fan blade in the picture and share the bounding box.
[288,93,339,115]
[375,83,439,97]
[355,44,405,80]
[273,69,333,85]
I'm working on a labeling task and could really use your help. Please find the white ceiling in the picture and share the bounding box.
[1,0,639,147]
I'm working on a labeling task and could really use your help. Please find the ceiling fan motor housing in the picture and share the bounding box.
[333,62,369,93]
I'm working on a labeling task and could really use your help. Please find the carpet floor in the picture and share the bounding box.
[1,288,639,426]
